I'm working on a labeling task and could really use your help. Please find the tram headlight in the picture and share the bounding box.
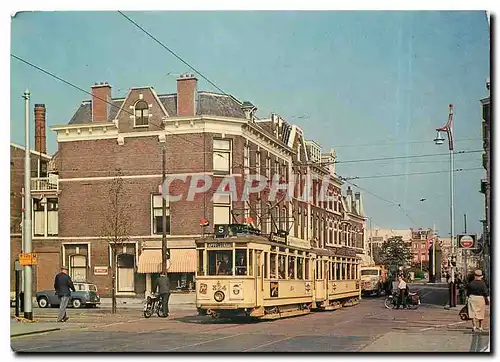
[214,291,225,302]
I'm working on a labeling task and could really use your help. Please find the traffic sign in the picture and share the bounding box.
[18,253,38,266]
[458,234,476,249]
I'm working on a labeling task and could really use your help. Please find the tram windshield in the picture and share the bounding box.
[361,269,379,276]
[206,249,250,276]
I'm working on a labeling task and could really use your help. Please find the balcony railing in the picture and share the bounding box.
[31,176,58,192]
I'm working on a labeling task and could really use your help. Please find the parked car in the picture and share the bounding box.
[36,282,100,308]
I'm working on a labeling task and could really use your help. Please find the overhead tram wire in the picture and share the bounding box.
[339,167,484,181]
[335,172,419,227]
[116,11,264,121]
[330,137,483,148]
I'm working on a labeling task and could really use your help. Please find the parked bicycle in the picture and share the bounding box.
[384,291,421,310]
[143,294,166,318]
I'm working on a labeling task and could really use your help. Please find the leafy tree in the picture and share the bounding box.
[101,169,132,314]
[379,236,413,274]
[372,244,384,265]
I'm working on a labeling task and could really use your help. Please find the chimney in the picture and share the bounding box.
[346,186,352,212]
[354,191,361,214]
[241,101,257,122]
[91,82,112,122]
[177,73,198,116]
[34,104,46,154]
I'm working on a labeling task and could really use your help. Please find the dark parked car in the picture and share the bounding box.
[36,282,100,308]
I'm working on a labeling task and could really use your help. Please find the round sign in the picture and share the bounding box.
[460,235,474,248]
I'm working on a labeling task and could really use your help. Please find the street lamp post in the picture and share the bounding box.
[434,104,457,307]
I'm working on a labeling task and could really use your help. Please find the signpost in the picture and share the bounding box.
[457,234,476,249]
[18,253,38,266]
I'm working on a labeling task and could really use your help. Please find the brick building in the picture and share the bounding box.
[22,74,366,298]
[10,104,59,292]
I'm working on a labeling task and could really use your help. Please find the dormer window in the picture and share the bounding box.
[134,100,149,127]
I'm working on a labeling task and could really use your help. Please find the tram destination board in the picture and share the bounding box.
[207,242,233,248]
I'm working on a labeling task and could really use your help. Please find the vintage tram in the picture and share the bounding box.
[195,224,361,320]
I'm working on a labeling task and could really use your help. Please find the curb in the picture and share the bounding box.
[11,327,61,338]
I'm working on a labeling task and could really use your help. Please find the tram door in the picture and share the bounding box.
[255,250,263,306]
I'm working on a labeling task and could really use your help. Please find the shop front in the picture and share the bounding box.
[137,248,196,294]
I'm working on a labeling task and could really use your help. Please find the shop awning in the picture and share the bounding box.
[137,249,196,274]
[169,249,197,273]
[137,249,162,274]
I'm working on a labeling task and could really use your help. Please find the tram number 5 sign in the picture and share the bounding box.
[458,234,476,249]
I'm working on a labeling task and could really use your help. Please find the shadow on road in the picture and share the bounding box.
[174,315,263,325]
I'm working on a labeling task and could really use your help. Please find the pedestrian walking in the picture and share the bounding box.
[54,266,75,322]
[466,269,489,333]
[153,272,170,317]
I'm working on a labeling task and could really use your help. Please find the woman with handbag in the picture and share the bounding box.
[466,269,489,333]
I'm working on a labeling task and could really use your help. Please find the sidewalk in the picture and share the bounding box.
[11,320,63,338]
[361,331,473,352]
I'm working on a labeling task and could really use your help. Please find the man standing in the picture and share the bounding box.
[54,266,75,322]
[154,272,170,317]
[396,275,408,309]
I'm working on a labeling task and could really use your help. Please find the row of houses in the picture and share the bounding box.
[10,74,369,298]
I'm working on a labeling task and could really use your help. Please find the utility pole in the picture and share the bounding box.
[23,89,33,320]
[162,145,168,274]
[432,221,436,282]
[463,214,468,276]
[369,217,373,263]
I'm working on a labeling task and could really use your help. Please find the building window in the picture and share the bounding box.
[152,194,170,235]
[134,100,149,127]
[255,150,261,175]
[266,157,271,180]
[213,139,231,174]
[213,193,231,225]
[69,254,87,282]
[244,143,250,175]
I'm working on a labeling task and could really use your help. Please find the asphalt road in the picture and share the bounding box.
[11,297,489,353]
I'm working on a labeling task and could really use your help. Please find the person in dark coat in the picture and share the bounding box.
[54,266,75,322]
[154,272,170,317]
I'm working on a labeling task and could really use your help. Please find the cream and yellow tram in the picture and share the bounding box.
[195,225,361,320]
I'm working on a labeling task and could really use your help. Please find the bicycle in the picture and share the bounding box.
[384,291,420,310]
[143,294,166,318]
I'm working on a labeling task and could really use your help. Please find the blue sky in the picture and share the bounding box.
[10,11,490,236]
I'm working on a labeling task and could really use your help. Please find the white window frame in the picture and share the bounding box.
[134,100,150,128]
[213,192,231,225]
[266,157,271,180]
[255,150,261,176]
[213,139,232,175]
[244,143,250,175]
[151,194,170,235]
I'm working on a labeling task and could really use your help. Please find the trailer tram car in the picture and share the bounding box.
[195,224,361,320]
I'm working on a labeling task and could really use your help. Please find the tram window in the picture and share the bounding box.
[278,255,286,279]
[208,250,233,276]
[288,256,296,279]
[336,262,341,280]
[235,249,247,276]
[346,262,351,279]
[197,249,204,276]
[330,262,334,280]
[297,257,304,280]
[264,252,268,278]
[270,253,277,278]
[352,264,356,279]
[305,257,310,280]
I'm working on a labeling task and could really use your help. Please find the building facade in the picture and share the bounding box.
[21,74,366,297]
[480,78,491,282]
[10,104,59,292]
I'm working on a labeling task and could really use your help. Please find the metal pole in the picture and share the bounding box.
[369,218,373,263]
[162,145,168,274]
[23,89,33,320]
[450,148,456,306]
[432,222,436,282]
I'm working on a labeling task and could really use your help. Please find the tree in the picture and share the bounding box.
[379,236,413,274]
[101,169,132,314]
